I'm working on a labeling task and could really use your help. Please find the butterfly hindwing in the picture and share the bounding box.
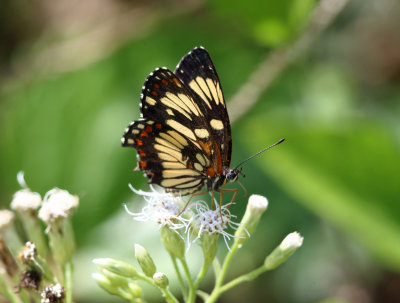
[122,118,208,195]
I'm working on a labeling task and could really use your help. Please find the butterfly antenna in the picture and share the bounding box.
[234,138,285,169]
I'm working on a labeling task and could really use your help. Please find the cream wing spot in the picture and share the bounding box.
[178,93,199,116]
[194,163,203,171]
[165,92,192,114]
[166,120,196,141]
[162,162,186,169]
[196,153,206,166]
[162,169,201,178]
[146,97,157,106]
[216,82,224,105]
[196,77,212,99]
[210,119,224,130]
[174,179,203,189]
[131,129,140,135]
[166,109,174,116]
[154,144,182,160]
[160,132,185,149]
[155,137,180,151]
[189,80,212,109]
[127,138,134,144]
[161,97,191,120]
[137,124,144,129]
[206,79,219,105]
[194,128,210,139]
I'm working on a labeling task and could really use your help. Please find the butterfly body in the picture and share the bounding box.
[122,47,240,197]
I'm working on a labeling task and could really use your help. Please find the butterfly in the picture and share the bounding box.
[122,47,283,209]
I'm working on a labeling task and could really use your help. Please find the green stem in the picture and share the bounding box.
[180,259,195,303]
[219,266,266,293]
[206,242,240,303]
[64,262,73,303]
[194,262,209,289]
[136,273,180,303]
[161,287,180,303]
[170,254,187,300]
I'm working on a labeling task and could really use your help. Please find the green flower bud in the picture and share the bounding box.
[153,272,169,289]
[92,273,120,296]
[134,244,156,277]
[200,233,219,266]
[127,282,143,299]
[234,195,268,247]
[264,232,303,270]
[93,258,137,278]
[160,226,185,259]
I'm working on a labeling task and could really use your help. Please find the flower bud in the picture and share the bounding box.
[92,273,120,296]
[200,233,219,266]
[93,258,137,278]
[153,272,169,289]
[134,244,156,277]
[264,232,303,270]
[11,189,47,256]
[234,195,268,247]
[160,226,185,260]
[39,188,78,265]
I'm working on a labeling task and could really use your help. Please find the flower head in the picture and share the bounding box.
[190,201,240,250]
[19,241,37,264]
[11,189,42,212]
[125,185,189,229]
[38,188,79,225]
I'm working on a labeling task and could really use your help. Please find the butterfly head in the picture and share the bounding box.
[224,167,245,183]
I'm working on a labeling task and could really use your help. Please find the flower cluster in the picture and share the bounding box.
[0,173,78,303]
[93,185,303,303]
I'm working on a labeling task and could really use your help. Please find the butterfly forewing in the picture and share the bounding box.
[175,47,232,169]
[122,47,232,195]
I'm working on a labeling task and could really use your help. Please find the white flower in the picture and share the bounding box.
[0,210,14,231]
[11,189,42,212]
[125,185,189,229]
[190,201,240,250]
[38,188,79,224]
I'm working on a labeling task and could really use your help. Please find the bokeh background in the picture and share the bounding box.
[1,0,400,302]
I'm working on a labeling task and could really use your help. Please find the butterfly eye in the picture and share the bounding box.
[226,169,239,182]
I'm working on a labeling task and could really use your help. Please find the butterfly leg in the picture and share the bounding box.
[175,191,207,218]
[218,188,238,222]
[219,188,238,209]
[211,190,215,210]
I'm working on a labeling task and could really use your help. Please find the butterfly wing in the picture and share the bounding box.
[122,68,215,195]
[175,47,232,169]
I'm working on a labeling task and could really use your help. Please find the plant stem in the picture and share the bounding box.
[161,287,180,303]
[64,262,73,303]
[180,258,195,303]
[194,262,209,289]
[206,242,240,303]
[170,254,187,300]
[219,266,266,293]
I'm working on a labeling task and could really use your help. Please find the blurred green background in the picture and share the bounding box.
[1,0,400,302]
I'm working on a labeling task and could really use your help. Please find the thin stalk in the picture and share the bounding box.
[180,259,195,303]
[219,266,266,293]
[170,254,187,300]
[63,262,73,303]
[194,262,210,289]
[161,287,180,303]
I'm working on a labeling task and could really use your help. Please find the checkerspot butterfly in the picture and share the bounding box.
[122,47,283,207]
